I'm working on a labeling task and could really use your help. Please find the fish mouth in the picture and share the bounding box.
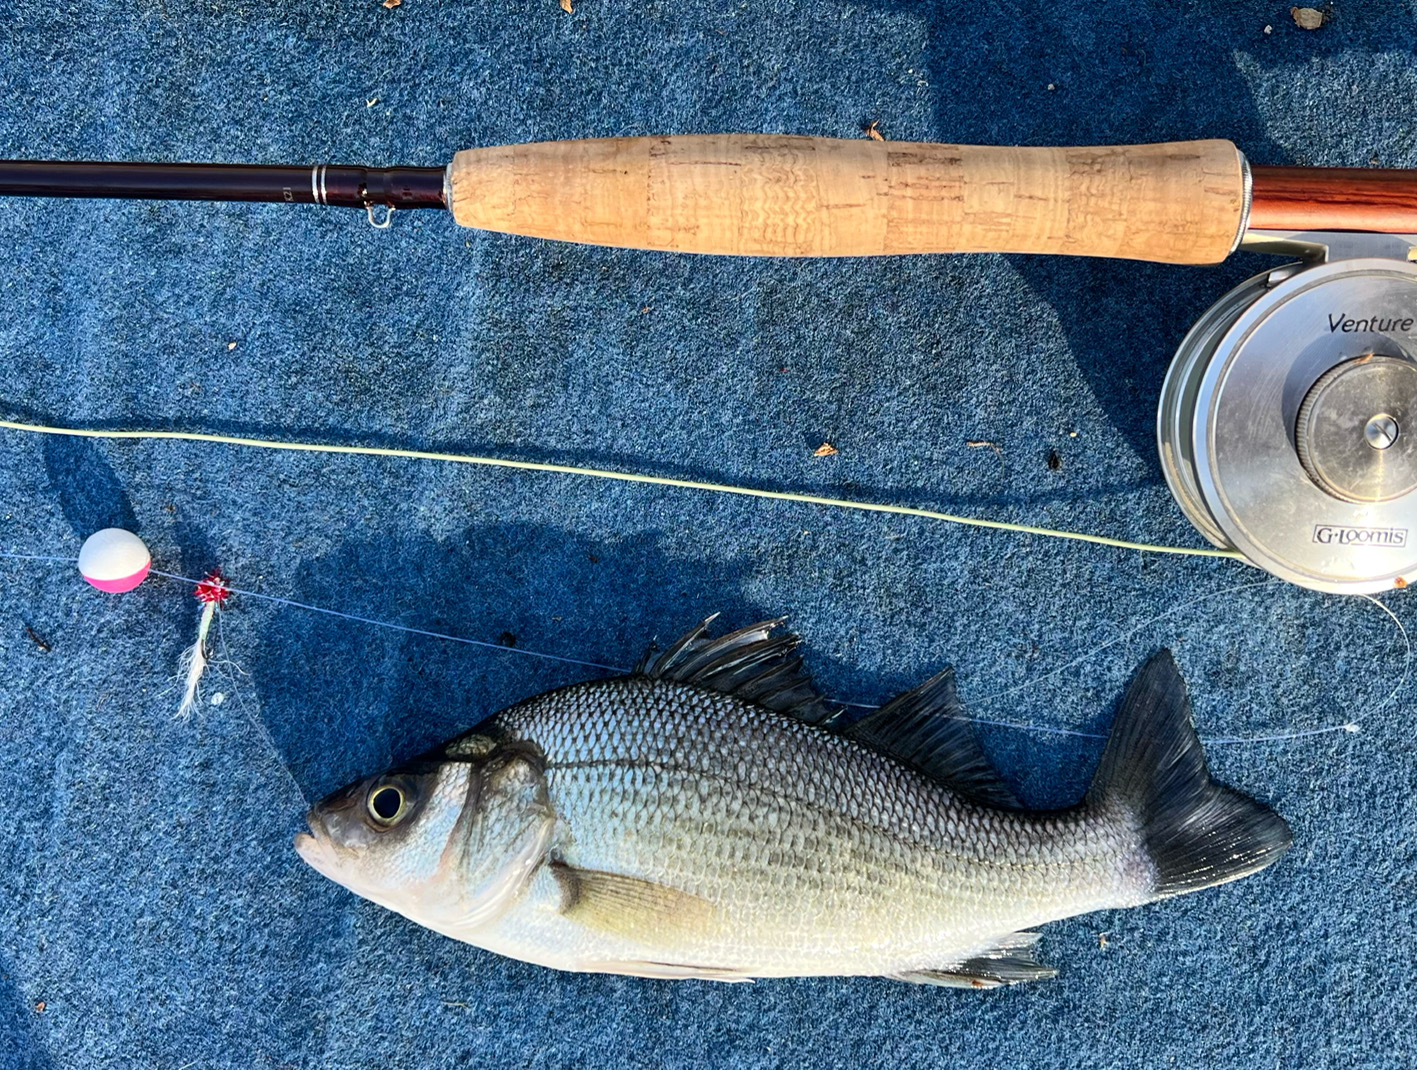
[293,813,333,873]
[293,829,317,858]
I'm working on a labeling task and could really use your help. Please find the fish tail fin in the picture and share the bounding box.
[1086,650,1292,898]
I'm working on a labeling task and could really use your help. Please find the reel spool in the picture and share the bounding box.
[1160,232,1417,593]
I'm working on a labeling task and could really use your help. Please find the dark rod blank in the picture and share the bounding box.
[0,161,447,209]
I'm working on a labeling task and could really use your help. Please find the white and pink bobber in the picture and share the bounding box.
[78,528,152,593]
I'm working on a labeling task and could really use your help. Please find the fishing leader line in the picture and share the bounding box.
[146,568,625,673]
[4,550,1402,748]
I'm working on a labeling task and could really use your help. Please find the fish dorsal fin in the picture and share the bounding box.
[637,616,837,725]
[550,862,718,943]
[843,668,1020,809]
[890,932,1055,988]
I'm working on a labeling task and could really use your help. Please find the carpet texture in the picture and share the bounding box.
[1,2,1414,1067]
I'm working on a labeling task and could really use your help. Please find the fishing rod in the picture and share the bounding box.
[2,136,1413,254]
[6,134,1417,594]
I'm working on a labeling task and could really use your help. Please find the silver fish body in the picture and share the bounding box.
[295,619,1290,986]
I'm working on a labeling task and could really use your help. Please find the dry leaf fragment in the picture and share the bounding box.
[864,120,885,142]
[382,0,400,8]
[560,0,574,12]
[1290,6,1325,29]
[813,443,838,457]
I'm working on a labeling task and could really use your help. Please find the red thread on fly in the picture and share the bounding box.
[195,570,231,605]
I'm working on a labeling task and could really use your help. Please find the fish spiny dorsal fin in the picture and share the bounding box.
[637,617,838,725]
[843,668,1021,809]
[635,615,719,675]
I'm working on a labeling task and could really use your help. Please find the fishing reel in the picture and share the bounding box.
[1159,231,1417,594]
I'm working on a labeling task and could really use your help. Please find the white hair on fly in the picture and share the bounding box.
[175,571,231,721]
[175,601,216,720]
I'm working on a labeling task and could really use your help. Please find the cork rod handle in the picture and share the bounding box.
[447,135,1248,266]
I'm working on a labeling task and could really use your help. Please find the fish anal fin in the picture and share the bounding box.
[551,862,718,942]
[580,959,756,983]
[845,668,1020,809]
[891,932,1056,989]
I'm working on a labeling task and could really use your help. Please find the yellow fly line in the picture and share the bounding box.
[0,417,1243,561]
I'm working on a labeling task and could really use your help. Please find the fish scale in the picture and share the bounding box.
[295,621,1291,986]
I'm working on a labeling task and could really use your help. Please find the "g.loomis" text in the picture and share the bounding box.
[1313,524,1408,547]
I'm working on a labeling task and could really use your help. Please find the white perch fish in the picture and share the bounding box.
[295,619,1291,987]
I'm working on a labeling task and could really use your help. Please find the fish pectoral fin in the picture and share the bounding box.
[551,861,718,942]
[890,932,1057,989]
[580,959,756,983]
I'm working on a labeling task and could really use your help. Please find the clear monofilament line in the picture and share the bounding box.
[145,568,627,673]
[0,551,88,565]
[1184,591,1410,745]
[969,576,1279,708]
[128,566,1415,745]
[214,612,309,809]
[0,551,628,674]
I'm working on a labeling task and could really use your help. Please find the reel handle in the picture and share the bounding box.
[448,135,1247,265]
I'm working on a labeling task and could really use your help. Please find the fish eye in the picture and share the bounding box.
[366,784,409,827]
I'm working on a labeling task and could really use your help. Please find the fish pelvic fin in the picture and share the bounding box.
[890,932,1056,989]
[638,616,838,724]
[1087,650,1292,899]
[550,861,719,943]
[843,667,1020,809]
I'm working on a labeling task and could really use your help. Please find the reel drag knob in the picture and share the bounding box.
[1295,355,1417,504]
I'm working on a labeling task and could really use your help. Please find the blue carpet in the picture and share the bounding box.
[1,2,1414,1067]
